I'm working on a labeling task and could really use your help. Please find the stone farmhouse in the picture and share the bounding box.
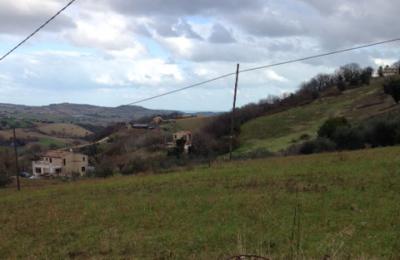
[32,150,88,177]
[170,130,193,154]
[383,66,400,77]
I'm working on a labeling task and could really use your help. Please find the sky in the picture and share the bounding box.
[0,0,400,111]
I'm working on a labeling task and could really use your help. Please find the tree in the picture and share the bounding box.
[336,74,346,91]
[339,63,362,86]
[383,79,400,104]
[360,67,373,85]
[0,149,14,187]
[378,66,384,77]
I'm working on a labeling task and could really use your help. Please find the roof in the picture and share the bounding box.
[174,130,192,135]
[42,150,83,158]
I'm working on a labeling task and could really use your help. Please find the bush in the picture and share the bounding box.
[383,79,400,104]
[364,119,400,147]
[331,126,364,150]
[233,148,275,160]
[92,164,113,178]
[298,138,337,155]
[318,117,349,139]
[121,157,150,175]
[0,172,11,188]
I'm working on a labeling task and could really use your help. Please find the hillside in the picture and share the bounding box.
[1,146,400,258]
[36,123,93,138]
[236,78,400,155]
[0,103,176,125]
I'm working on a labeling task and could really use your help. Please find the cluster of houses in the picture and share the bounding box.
[31,116,193,178]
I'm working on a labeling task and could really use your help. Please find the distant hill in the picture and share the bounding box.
[0,103,177,125]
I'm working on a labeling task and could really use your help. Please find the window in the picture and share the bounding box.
[81,167,86,172]
[35,168,42,174]
[49,158,52,163]
[83,157,85,161]
[55,168,62,174]
[63,159,66,166]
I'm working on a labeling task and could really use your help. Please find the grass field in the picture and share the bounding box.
[1,146,400,259]
[36,123,93,138]
[236,79,398,156]
[161,116,214,133]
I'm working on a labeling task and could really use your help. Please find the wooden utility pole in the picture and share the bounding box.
[13,128,20,191]
[229,64,240,160]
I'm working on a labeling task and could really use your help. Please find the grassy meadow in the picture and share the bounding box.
[1,146,400,259]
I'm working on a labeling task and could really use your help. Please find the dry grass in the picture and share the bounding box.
[36,123,93,138]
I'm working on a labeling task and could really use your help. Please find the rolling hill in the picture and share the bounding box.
[0,103,177,125]
[235,77,400,156]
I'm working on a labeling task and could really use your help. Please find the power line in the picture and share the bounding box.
[0,0,78,62]
[239,38,400,73]
[127,72,237,106]
[127,37,400,105]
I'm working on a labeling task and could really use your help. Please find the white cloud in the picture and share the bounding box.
[1,0,400,110]
[66,11,141,52]
[265,70,288,82]
[374,58,397,67]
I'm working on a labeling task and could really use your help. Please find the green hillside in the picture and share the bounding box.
[237,78,399,155]
[1,146,400,259]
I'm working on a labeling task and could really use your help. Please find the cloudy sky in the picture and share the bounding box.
[1,0,400,111]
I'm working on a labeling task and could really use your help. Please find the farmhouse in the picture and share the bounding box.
[172,130,193,153]
[383,66,400,77]
[32,150,88,177]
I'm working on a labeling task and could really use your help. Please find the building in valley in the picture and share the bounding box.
[32,150,88,177]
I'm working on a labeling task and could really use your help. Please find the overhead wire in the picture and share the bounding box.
[127,37,400,105]
[0,0,78,62]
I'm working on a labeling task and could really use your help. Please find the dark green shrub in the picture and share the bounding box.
[383,79,400,104]
[0,172,11,188]
[364,120,399,147]
[92,164,113,178]
[331,126,364,150]
[121,157,149,175]
[233,148,275,160]
[299,138,337,155]
[318,117,349,139]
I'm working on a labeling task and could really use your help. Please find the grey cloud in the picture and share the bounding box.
[149,18,202,39]
[187,43,270,63]
[104,0,265,16]
[174,20,203,40]
[0,2,74,35]
[298,0,400,49]
[208,24,235,43]
[150,17,179,37]
[234,11,306,38]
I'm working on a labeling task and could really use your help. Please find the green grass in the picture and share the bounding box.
[237,79,397,155]
[38,137,66,148]
[1,146,400,259]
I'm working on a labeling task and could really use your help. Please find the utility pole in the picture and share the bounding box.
[229,64,240,161]
[13,128,20,191]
